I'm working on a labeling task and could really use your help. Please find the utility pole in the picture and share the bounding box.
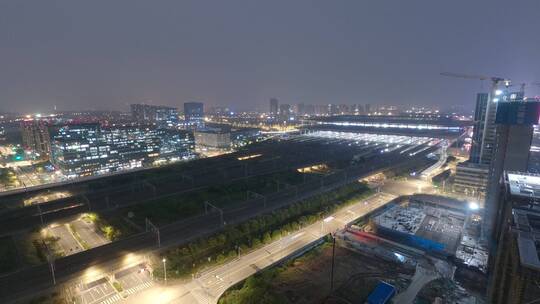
[146,218,160,247]
[81,195,91,211]
[330,233,336,292]
[247,191,266,208]
[37,204,44,226]
[43,240,56,285]
[204,201,224,227]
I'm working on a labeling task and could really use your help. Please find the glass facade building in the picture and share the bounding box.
[130,104,179,128]
[51,123,194,178]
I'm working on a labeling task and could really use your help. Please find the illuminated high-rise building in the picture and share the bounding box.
[21,120,51,159]
[51,123,194,178]
[469,93,489,164]
[279,104,292,121]
[484,101,539,242]
[184,102,205,128]
[130,104,179,128]
[270,98,279,115]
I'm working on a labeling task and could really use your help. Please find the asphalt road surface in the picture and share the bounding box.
[122,191,398,304]
[71,219,109,248]
[49,224,84,256]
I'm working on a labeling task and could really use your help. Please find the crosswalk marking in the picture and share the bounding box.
[122,281,153,296]
[95,281,153,304]
[191,288,210,304]
[99,293,123,304]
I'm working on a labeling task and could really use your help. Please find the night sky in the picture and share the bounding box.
[1,0,539,113]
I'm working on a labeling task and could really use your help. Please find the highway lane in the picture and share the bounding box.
[195,192,397,303]
[124,191,398,304]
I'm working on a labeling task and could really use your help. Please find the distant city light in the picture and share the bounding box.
[495,90,503,96]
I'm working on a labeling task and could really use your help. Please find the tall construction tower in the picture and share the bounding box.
[441,72,510,166]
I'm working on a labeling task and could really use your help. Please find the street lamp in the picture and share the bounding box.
[162,258,167,284]
[468,202,479,211]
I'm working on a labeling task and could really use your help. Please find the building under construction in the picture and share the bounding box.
[370,195,470,257]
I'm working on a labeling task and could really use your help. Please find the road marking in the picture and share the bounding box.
[122,281,153,297]
[191,288,210,304]
[99,293,123,304]
[66,223,85,250]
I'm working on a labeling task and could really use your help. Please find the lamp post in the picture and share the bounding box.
[162,258,167,284]
[330,233,336,292]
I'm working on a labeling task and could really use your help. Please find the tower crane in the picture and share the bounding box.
[441,72,511,165]
[505,82,540,95]
[440,72,510,90]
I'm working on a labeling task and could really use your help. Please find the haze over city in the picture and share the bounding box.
[2,1,540,304]
[2,0,540,113]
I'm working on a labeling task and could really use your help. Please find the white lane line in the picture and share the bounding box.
[123,281,153,296]
[97,293,122,304]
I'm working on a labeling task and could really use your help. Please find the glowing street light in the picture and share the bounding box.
[468,202,479,210]
[162,258,167,284]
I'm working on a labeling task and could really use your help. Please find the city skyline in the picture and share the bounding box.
[2,1,540,113]
[2,2,540,303]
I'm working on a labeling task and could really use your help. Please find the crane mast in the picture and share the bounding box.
[441,72,510,165]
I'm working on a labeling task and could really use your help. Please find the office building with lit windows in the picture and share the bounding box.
[184,102,205,128]
[21,120,52,159]
[51,123,194,178]
[130,104,179,128]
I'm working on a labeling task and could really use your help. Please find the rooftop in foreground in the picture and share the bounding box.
[507,172,540,199]
[505,171,540,272]
[512,208,540,271]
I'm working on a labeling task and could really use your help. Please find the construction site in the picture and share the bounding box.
[331,193,487,303]
[217,190,488,304]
